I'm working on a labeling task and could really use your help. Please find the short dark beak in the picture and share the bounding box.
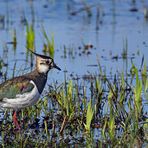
[53,64,61,71]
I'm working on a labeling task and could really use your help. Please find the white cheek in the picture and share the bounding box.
[39,65,49,73]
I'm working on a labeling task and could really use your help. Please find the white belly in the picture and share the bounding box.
[1,81,40,109]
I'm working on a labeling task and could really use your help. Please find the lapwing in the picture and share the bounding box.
[0,50,61,128]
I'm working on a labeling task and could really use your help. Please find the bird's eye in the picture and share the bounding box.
[46,60,50,64]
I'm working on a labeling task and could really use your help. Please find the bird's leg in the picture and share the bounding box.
[12,111,20,129]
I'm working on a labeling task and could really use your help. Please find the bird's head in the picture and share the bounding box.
[30,50,61,74]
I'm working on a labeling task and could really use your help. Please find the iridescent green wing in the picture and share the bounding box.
[0,77,34,100]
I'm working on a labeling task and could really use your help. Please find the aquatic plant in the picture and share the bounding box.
[42,27,54,58]
[134,68,142,120]
[26,23,35,51]
[84,99,94,132]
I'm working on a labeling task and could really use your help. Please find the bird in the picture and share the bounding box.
[0,50,61,128]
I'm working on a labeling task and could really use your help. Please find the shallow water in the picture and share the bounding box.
[0,0,147,81]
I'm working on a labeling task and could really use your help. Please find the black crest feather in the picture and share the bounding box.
[27,48,53,60]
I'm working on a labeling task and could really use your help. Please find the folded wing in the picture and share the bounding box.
[0,76,34,100]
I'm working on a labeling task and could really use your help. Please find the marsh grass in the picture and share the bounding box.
[42,27,55,58]
[0,62,147,147]
[26,23,35,51]
[84,99,94,132]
